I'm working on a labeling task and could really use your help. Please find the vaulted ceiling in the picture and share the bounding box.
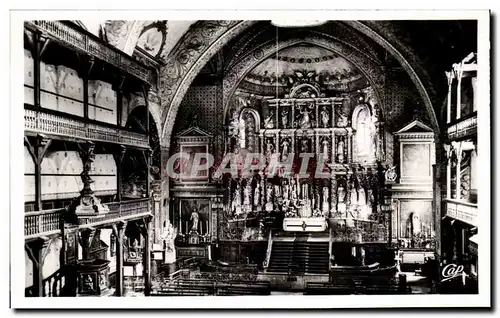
[72,19,478,144]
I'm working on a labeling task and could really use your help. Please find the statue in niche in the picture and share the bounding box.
[290,178,298,202]
[283,181,290,201]
[337,136,345,163]
[337,184,346,203]
[243,183,251,206]
[254,182,261,206]
[322,187,330,214]
[264,113,274,129]
[321,138,329,161]
[232,185,242,215]
[265,184,274,212]
[265,140,275,158]
[281,138,291,160]
[190,205,199,234]
[336,108,348,127]
[281,109,289,128]
[354,105,375,160]
[298,105,312,129]
[320,108,330,128]
[300,139,310,153]
[349,184,358,206]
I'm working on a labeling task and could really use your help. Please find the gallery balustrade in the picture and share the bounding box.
[25,20,155,84]
[25,107,149,148]
[25,198,152,238]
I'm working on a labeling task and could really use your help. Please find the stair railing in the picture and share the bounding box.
[328,227,333,269]
[263,229,273,270]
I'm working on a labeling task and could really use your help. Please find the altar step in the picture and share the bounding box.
[268,241,329,274]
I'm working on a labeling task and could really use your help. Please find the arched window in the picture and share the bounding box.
[239,108,261,152]
[352,104,375,163]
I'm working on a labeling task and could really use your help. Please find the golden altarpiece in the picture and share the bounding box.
[170,80,398,265]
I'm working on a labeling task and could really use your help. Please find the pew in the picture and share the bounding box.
[153,278,271,296]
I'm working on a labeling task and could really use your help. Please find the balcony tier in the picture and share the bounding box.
[445,199,477,226]
[25,107,149,149]
[25,198,152,240]
[25,20,155,85]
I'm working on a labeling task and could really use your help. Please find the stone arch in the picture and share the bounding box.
[159,20,439,146]
[126,91,163,138]
[221,36,386,123]
[103,20,152,56]
[343,21,440,135]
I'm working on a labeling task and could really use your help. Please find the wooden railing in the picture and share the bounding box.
[447,112,477,140]
[446,199,478,226]
[78,198,152,227]
[25,208,63,239]
[25,108,149,148]
[25,198,152,238]
[25,20,155,84]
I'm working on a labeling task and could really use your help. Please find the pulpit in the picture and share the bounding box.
[66,259,112,297]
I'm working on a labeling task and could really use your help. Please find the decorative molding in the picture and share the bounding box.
[159,21,257,146]
[221,35,386,124]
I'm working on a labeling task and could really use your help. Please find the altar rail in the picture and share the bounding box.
[25,198,152,239]
[25,107,149,148]
[445,199,478,226]
[25,20,154,84]
[447,112,477,141]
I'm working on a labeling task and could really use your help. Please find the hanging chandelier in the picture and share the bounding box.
[271,20,327,28]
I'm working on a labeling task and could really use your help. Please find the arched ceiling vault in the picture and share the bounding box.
[221,35,386,123]
[88,20,477,147]
[158,20,446,147]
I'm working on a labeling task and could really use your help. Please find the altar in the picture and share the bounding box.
[283,217,328,232]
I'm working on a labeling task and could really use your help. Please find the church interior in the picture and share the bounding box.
[23,19,479,297]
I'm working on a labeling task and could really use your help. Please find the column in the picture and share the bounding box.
[113,145,127,202]
[143,85,151,135]
[25,238,50,297]
[444,145,452,199]
[471,77,478,112]
[140,217,152,296]
[347,132,353,163]
[33,33,49,108]
[456,64,464,120]
[455,142,463,200]
[24,135,52,211]
[445,71,454,124]
[112,221,127,296]
[161,146,170,225]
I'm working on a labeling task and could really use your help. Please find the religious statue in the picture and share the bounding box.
[298,105,312,129]
[290,178,298,202]
[349,186,358,206]
[232,185,242,215]
[336,109,348,127]
[385,165,397,182]
[265,185,274,212]
[160,222,177,264]
[254,182,261,206]
[281,109,289,128]
[300,139,310,153]
[321,187,330,214]
[190,207,199,234]
[337,137,345,163]
[283,182,290,201]
[264,113,274,129]
[337,185,346,203]
[320,108,330,127]
[321,138,329,161]
[281,138,290,160]
[265,140,275,157]
[243,183,251,206]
